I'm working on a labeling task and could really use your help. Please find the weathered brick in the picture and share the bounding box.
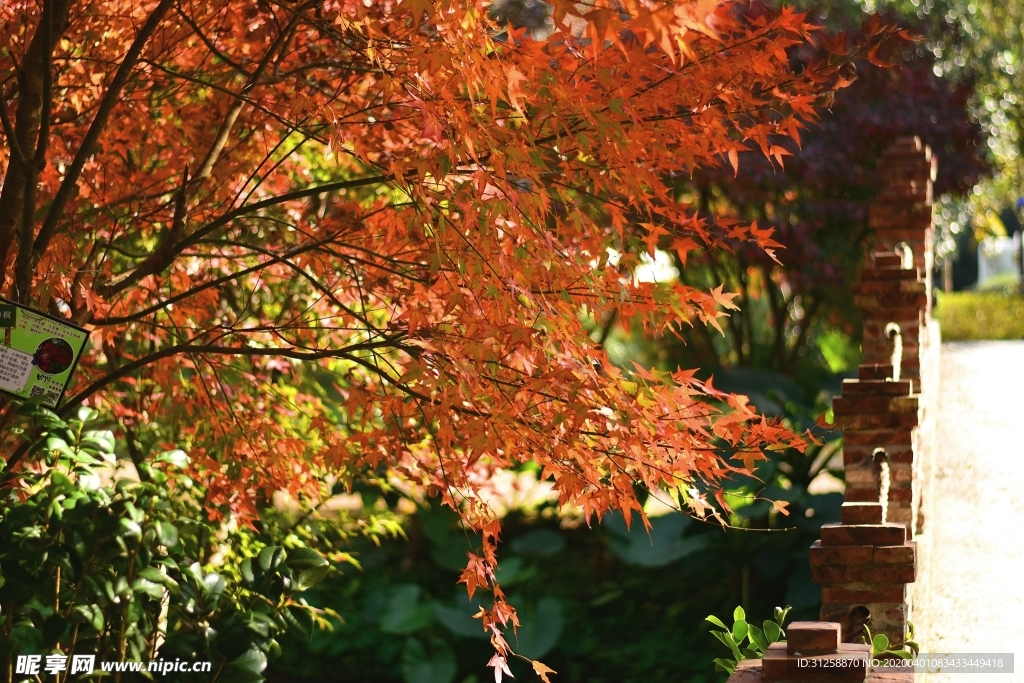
[841,503,883,525]
[889,463,914,484]
[787,622,841,655]
[834,412,920,431]
[808,541,874,567]
[853,294,928,312]
[844,487,880,503]
[821,585,906,603]
[858,363,894,380]
[845,565,916,584]
[858,268,923,282]
[882,447,915,464]
[874,543,915,565]
[888,487,913,502]
[820,524,907,546]
[886,506,913,526]
[871,254,904,268]
[811,565,854,583]
[761,642,869,681]
[840,379,913,396]
[843,429,913,447]
[832,395,918,416]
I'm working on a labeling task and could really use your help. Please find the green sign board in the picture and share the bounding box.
[0,300,88,408]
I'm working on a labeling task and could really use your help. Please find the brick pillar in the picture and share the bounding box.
[863,136,936,382]
[835,280,922,529]
[809,138,936,648]
[811,503,916,645]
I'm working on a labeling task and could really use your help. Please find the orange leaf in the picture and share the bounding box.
[532,661,557,682]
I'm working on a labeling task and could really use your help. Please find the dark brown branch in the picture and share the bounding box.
[57,335,409,419]
[31,0,176,276]
[92,173,403,298]
[92,231,346,325]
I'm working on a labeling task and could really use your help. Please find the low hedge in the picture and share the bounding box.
[935,290,1024,341]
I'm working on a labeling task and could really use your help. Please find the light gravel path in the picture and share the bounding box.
[920,341,1024,682]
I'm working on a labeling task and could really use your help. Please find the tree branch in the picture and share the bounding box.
[31,0,176,273]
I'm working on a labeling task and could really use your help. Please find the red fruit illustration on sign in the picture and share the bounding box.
[34,338,74,375]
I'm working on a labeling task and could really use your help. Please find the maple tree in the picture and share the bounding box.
[0,0,899,674]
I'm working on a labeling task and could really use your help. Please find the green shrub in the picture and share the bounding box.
[934,291,1024,341]
[0,401,331,682]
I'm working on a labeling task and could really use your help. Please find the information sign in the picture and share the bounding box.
[0,299,88,408]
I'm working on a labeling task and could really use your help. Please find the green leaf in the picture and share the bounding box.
[131,578,165,600]
[748,623,768,652]
[380,585,434,634]
[732,619,749,644]
[733,606,746,622]
[711,630,743,661]
[284,548,328,570]
[774,605,791,627]
[258,546,286,573]
[285,605,315,639]
[712,658,737,675]
[872,633,890,655]
[401,638,456,683]
[240,559,255,585]
[706,614,728,631]
[433,604,488,639]
[286,549,329,591]
[154,449,188,468]
[886,649,913,660]
[513,597,563,659]
[763,620,781,644]
[219,647,268,683]
[155,520,178,547]
[71,605,104,632]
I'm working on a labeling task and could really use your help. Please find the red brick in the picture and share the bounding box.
[808,541,874,567]
[874,227,934,243]
[883,447,915,464]
[820,524,907,546]
[889,463,913,484]
[840,379,913,396]
[871,254,904,268]
[843,467,878,489]
[761,643,869,681]
[787,622,840,655]
[874,543,915,565]
[841,503,883,525]
[853,294,924,311]
[888,487,913,502]
[843,429,913,446]
[858,363,894,380]
[868,195,931,215]
[844,565,916,584]
[811,565,853,583]
[834,412,920,430]
[844,487,880,503]
[822,585,906,603]
[858,268,923,282]
[832,395,918,416]
[890,396,920,413]
[863,320,922,336]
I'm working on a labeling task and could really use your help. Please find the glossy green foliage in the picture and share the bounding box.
[0,402,330,682]
[706,605,791,675]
